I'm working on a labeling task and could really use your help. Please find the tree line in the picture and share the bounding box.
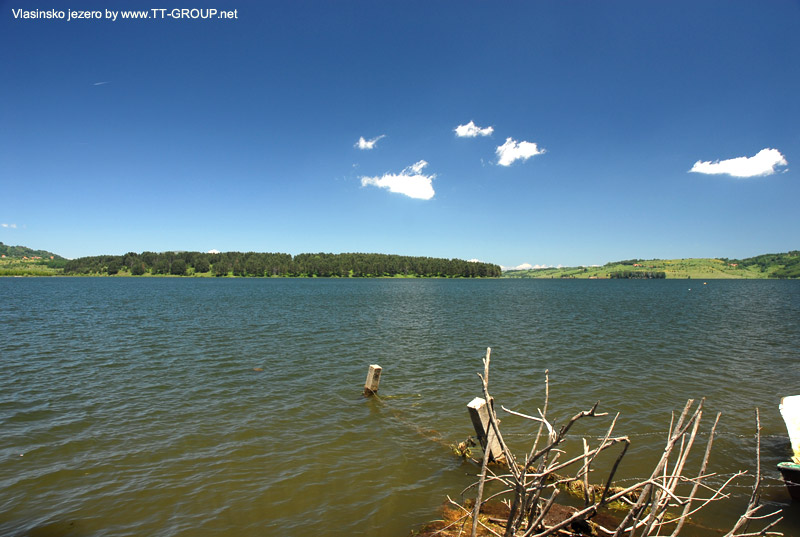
[609,270,666,279]
[62,251,502,278]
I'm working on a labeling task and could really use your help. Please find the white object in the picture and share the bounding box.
[364,364,382,394]
[779,395,800,463]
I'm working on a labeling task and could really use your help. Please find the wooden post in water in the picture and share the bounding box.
[467,396,503,462]
[364,364,382,396]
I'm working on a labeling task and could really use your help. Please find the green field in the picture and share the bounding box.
[504,252,800,279]
[0,258,65,276]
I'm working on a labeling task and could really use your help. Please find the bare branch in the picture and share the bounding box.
[450,496,504,537]
[451,354,783,537]
[501,406,556,443]
[671,412,721,536]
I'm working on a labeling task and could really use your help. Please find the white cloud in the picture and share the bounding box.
[455,121,494,138]
[360,160,435,200]
[355,135,386,150]
[689,148,787,178]
[501,263,555,271]
[208,249,220,254]
[1,223,18,229]
[496,137,545,166]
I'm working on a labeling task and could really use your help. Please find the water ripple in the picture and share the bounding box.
[1,278,798,536]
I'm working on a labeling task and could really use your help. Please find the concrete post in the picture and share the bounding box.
[467,396,503,462]
[364,364,382,396]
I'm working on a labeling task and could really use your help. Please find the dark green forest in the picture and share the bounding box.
[62,251,502,278]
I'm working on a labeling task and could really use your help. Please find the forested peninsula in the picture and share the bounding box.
[60,251,502,278]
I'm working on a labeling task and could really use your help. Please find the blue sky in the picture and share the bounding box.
[1,1,798,267]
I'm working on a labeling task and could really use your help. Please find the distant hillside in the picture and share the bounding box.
[504,251,800,279]
[0,242,64,260]
[722,251,800,279]
[0,243,66,276]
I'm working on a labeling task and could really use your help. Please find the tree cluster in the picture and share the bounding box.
[606,258,646,266]
[62,251,502,278]
[723,251,800,279]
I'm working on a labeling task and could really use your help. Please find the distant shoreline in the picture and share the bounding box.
[504,252,799,279]
[0,274,501,279]
[3,273,800,281]
[1,246,797,279]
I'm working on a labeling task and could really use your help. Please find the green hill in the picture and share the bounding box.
[0,242,64,260]
[0,242,66,276]
[504,251,800,279]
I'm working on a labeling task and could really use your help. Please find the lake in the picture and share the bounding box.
[1,278,798,536]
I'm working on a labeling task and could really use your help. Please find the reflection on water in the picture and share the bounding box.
[1,278,798,536]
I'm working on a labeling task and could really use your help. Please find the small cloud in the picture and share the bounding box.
[455,121,494,138]
[689,148,787,178]
[1,223,18,229]
[208,249,220,254]
[360,160,435,200]
[355,135,386,150]
[93,81,110,86]
[496,137,545,166]
[467,258,482,263]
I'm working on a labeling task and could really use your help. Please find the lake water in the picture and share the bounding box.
[1,278,799,536]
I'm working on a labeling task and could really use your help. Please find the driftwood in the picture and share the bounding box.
[456,348,783,537]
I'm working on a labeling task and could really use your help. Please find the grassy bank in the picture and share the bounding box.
[0,258,64,276]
